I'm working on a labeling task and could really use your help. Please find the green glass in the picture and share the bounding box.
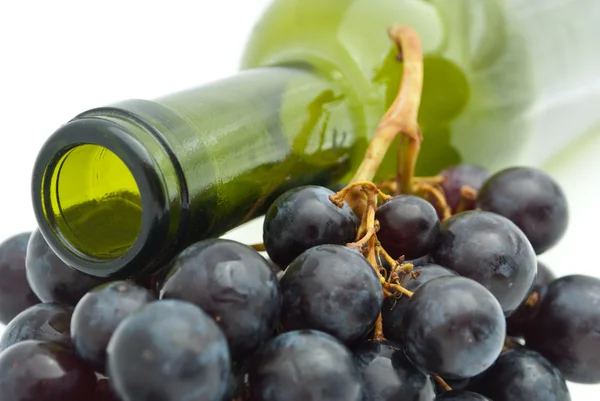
[32,0,600,278]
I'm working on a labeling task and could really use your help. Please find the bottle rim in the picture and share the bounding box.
[31,117,172,278]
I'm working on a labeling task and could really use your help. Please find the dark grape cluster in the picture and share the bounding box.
[0,162,594,401]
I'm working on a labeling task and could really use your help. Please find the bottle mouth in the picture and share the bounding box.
[47,144,143,260]
[32,117,173,278]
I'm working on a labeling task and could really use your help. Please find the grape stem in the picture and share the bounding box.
[328,26,424,342]
[414,175,445,184]
[373,313,385,341]
[376,176,445,194]
[433,376,453,392]
[250,243,266,252]
[503,337,520,352]
[525,291,540,308]
[333,181,415,297]
[454,185,478,214]
[350,25,424,188]
[329,181,390,207]
[388,283,414,298]
[417,182,452,220]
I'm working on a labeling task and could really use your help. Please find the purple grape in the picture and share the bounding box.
[25,230,111,306]
[159,239,280,361]
[279,244,382,345]
[0,232,40,324]
[376,195,440,260]
[244,330,364,401]
[0,302,73,351]
[107,300,230,401]
[263,185,359,268]
[402,276,505,379]
[431,211,537,316]
[506,261,555,337]
[353,340,435,401]
[477,167,568,254]
[439,164,490,213]
[71,281,155,374]
[0,340,97,401]
[468,348,570,401]
[382,264,458,344]
[524,275,600,383]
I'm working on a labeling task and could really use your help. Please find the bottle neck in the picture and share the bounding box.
[32,64,362,277]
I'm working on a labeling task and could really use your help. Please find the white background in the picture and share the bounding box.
[1,1,599,399]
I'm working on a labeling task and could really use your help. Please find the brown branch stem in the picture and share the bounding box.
[373,313,386,341]
[386,283,414,298]
[251,243,265,252]
[417,182,452,221]
[454,185,478,214]
[433,376,453,392]
[351,25,424,184]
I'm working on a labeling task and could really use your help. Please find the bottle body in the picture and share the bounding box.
[32,66,359,277]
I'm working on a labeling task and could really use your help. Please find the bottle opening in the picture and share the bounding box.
[46,144,143,260]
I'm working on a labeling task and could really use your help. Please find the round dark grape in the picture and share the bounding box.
[468,348,570,401]
[71,281,155,373]
[0,340,97,401]
[376,195,440,260]
[402,276,505,379]
[431,211,536,316]
[435,390,490,401]
[26,229,111,306]
[0,232,40,324]
[263,185,359,268]
[439,164,490,213]
[382,264,458,344]
[506,261,555,337]
[524,275,600,383]
[107,300,230,401]
[477,167,568,254]
[160,239,280,361]
[353,340,435,401]
[95,378,119,401]
[0,302,73,351]
[279,244,382,345]
[244,330,364,401]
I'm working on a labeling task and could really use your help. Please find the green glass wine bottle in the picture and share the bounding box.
[31,0,600,278]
